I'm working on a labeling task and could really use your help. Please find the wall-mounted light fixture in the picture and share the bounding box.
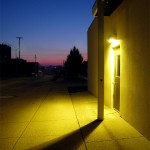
[108,38,120,48]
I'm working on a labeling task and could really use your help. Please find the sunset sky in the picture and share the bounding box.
[1,0,95,66]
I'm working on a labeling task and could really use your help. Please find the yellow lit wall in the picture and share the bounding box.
[103,0,150,140]
[87,18,98,97]
[104,17,115,108]
[88,0,150,140]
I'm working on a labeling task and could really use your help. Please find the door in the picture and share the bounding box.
[113,54,120,111]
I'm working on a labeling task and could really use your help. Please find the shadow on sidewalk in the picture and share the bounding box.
[28,119,102,150]
[68,85,88,93]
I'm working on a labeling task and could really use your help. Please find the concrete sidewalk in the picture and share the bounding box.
[1,83,150,150]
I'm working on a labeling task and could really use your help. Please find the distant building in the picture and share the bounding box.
[10,58,27,76]
[0,44,11,77]
[0,44,11,63]
[26,62,39,75]
[0,43,40,78]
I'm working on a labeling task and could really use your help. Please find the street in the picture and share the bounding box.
[0,76,54,123]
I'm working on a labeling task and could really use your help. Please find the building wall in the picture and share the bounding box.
[104,17,115,108]
[103,0,150,140]
[0,44,11,63]
[0,44,11,77]
[87,18,98,97]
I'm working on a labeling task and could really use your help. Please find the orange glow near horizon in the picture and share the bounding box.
[21,53,87,66]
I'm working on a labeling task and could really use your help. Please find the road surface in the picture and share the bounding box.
[0,75,54,123]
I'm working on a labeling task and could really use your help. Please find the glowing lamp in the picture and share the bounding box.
[108,38,120,48]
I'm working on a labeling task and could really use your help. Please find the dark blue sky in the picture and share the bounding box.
[1,0,95,65]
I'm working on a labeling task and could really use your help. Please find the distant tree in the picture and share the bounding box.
[80,61,88,77]
[64,46,83,79]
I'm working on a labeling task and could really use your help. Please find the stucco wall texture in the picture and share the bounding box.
[88,0,150,140]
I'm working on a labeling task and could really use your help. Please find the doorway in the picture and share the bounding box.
[113,50,120,111]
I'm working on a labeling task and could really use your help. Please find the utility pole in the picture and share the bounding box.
[34,54,37,63]
[16,37,23,59]
[34,54,38,74]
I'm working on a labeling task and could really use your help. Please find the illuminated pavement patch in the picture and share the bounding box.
[0,78,150,150]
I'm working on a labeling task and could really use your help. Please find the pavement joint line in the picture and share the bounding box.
[0,95,15,98]
[11,89,51,150]
[102,123,129,150]
[30,118,77,122]
[69,92,88,150]
[85,135,145,144]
